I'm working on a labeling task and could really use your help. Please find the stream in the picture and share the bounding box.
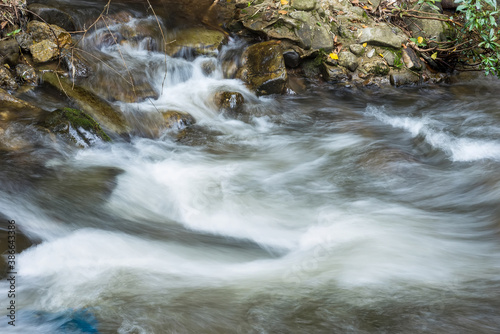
[1,1,500,333]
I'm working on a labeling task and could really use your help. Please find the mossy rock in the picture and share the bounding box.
[40,108,111,147]
[41,71,128,134]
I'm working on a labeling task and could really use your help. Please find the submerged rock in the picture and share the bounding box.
[165,28,228,57]
[39,107,112,147]
[236,41,288,95]
[213,91,245,114]
[15,64,38,85]
[161,110,195,130]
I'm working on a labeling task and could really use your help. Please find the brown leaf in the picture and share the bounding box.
[278,10,288,15]
[0,21,7,30]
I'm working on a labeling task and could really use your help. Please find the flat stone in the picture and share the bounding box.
[165,27,228,57]
[291,0,317,11]
[359,26,406,49]
[290,11,334,50]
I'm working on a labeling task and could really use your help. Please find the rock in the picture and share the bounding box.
[0,66,18,91]
[321,64,351,82]
[362,59,390,76]
[402,48,423,71]
[390,69,422,86]
[379,49,396,66]
[0,88,41,111]
[27,3,76,32]
[15,64,38,85]
[27,20,72,47]
[41,72,128,134]
[201,59,217,76]
[291,0,317,11]
[366,48,375,58]
[0,39,19,66]
[370,0,382,10]
[164,28,228,57]
[161,110,195,130]
[38,108,112,147]
[290,11,334,50]
[349,44,365,56]
[60,48,91,78]
[404,4,453,43]
[88,74,158,103]
[213,91,245,113]
[283,50,301,68]
[15,32,33,52]
[338,51,359,72]
[29,40,59,63]
[236,41,288,95]
[359,26,406,49]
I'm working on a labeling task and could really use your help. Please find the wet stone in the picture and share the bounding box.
[283,50,301,68]
[15,64,38,85]
[214,91,245,113]
[0,67,18,91]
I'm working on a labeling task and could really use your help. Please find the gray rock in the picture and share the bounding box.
[402,48,423,71]
[359,26,406,49]
[321,64,351,82]
[379,49,396,66]
[349,44,365,56]
[366,48,375,58]
[60,48,91,78]
[164,27,228,57]
[362,60,390,76]
[339,51,358,72]
[404,4,453,43]
[291,0,317,11]
[390,69,422,86]
[15,32,33,52]
[290,11,334,50]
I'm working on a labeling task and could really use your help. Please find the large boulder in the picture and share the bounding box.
[38,108,112,147]
[404,4,454,43]
[359,26,406,49]
[27,20,72,63]
[41,72,128,134]
[236,41,288,95]
[289,11,334,51]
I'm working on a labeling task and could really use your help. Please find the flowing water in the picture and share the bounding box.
[1,2,500,333]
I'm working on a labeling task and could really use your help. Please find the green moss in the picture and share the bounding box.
[61,108,112,142]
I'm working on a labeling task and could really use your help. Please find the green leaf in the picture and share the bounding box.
[6,29,21,37]
[484,0,497,9]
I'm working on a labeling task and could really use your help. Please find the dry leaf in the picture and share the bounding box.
[278,10,288,15]
[379,53,384,58]
[334,35,338,43]
[362,42,367,47]
[281,0,288,5]
[0,21,7,30]
[330,53,339,60]
[361,24,367,28]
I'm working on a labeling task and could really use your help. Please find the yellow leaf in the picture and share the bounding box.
[281,0,288,5]
[417,36,424,44]
[452,47,456,52]
[431,52,438,59]
[362,42,367,47]
[329,53,339,60]
[363,5,369,9]
[379,53,384,58]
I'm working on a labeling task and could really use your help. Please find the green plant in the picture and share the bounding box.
[454,0,500,76]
